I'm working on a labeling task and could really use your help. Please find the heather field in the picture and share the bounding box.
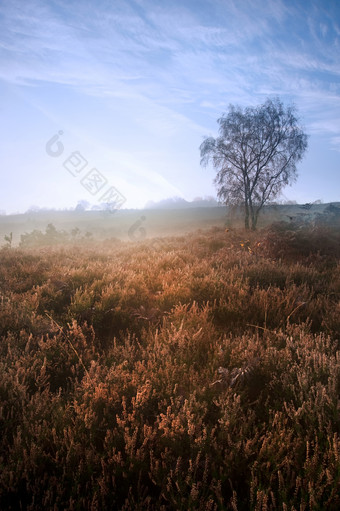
[1,222,340,510]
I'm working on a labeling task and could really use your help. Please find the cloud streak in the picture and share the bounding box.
[0,0,339,211]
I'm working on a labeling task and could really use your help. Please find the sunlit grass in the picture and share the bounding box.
[0,224,339,509]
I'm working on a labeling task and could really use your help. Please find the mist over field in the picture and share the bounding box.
[1,200,339,248]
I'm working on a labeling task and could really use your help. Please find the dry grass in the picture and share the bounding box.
[0,225,339,510]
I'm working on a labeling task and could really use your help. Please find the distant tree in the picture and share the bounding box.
[71,227,81,238]
[45,223,58,241]
[4,232,12,248]
[20,229,45,248]
[75,200,90,212]
[200,97,308,230]
[27,205,41,213]
[20,225,69,247]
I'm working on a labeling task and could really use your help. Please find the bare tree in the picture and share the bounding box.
[200,97,308,230]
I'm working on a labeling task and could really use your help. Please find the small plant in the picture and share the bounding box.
[3,232,12,248]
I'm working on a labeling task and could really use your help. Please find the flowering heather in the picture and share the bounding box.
[0,225,339,510]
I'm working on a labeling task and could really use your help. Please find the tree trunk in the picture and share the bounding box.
[251,210,257,230]
[248,198,256,230]
[250,206,261,230]
[244,201,250,230]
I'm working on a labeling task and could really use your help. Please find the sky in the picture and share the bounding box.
[0,0,339,214]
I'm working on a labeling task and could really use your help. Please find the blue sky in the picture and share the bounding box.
[0,0,339,213]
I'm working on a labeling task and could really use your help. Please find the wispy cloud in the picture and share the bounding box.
[0,0,339,211]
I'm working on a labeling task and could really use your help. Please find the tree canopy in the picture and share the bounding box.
[200,97,308,230]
